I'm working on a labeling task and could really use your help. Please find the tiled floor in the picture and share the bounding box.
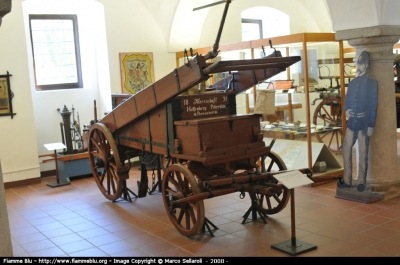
[4,145,400,257]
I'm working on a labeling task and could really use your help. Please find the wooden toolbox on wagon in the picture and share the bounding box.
[173,114,268,165]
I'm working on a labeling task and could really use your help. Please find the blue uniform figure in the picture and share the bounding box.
[338,51,378,192]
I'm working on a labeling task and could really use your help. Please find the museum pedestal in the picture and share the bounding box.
[336,26,400,200]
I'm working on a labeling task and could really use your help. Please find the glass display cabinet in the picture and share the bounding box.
[175,33,350,182]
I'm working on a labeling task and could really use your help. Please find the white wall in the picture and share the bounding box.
[326,0,400,32]
[169,0,329,51]
[98,0,177,93]
[0,0,40,182]
[0,0,334,184]
[22,0,109,174]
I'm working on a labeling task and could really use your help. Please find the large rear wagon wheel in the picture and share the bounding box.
[162,164,205,236]
[313,98,343,154]
[250,151,290,215]
[88,123,124,201]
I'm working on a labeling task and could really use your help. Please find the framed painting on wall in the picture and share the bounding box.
[0,72,16,119]
[119,52,155,94]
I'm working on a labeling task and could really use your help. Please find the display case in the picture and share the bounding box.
[175,33,348,182]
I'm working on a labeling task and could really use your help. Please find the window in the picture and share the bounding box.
[241,18,263,41]
[29,14,83,90]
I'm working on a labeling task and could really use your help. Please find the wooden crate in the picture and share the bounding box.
[174,114,264,157]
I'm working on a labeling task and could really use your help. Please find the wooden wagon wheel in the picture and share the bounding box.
[250,151,290,215]
[313,98,343,154]
[162,164,205,236]
[88,123,124,201]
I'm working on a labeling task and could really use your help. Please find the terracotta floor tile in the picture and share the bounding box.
[181,241,223,255]
[361,226,400,240]
[9,221,34,231]
[352,204,386,214]
[224,241,267,256]
[98,240,136,255]
[59,217,90,226]
[356,214,392,225]
[28,216,57,226]
[21,238,56,252]
[137,240,178,255]
[41,227,75,238]
[373,208,400,219]
[68,222,100,232]
[14,232,47,245]
[345,248,390,257]
[318,240,362,256]
[50,233,85,246]
[86,233,122,247]
[58,239,95,254]
[335,220,374,233]
[345,233,383,248]
[160,248,196,257]
[379,219,400,231]
[367,240,400,256]
[75,227,110,239]
[12,245,29,257]
[5,153,400,257]
[215,221,247,234]
[125,233,160,247]
[102,221,135,233]
[111,247,151,257]
[11,226,39,238]
[29,246,66,257]
[34,221,66,232]
[68,247,108,257]
[317,227,354,240]
[388,234,400,244]
[297,233,336,247]
[296,221,331,233]
[333,209,370,219]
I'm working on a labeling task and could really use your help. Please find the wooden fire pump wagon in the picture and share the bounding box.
[85,0,312,236]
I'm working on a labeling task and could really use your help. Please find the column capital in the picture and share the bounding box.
[336,25,400,46]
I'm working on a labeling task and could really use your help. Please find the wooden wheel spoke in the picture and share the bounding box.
[253,152,289,215]
[161,164,204,236]
[88,123,123,201]
[168,175,180,190]
[185,208,191,229]
[187,207,196,226]
[266,196,272,210]
[272,194,281,203]
[319,130,330,140]
[266,159,275,172]
[327,130,335,147]
[320,106,334,121]
[189,202,198,211]
[175,171,184,189]
[165,187,178,196]
[177,208,185,224]
[90,137,102,154]
[313,99,343,154]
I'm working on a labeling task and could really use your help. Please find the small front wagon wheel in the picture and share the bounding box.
[162,164,205,236]
[251,151,290,215]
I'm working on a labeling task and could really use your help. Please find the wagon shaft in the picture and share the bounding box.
[169,168,311,206]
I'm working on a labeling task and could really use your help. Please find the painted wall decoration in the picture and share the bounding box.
[119,52,155,94]
[337,51,378,196]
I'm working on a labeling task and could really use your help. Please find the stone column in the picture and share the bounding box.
[336,26,400,200]
[0,160,13,256]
